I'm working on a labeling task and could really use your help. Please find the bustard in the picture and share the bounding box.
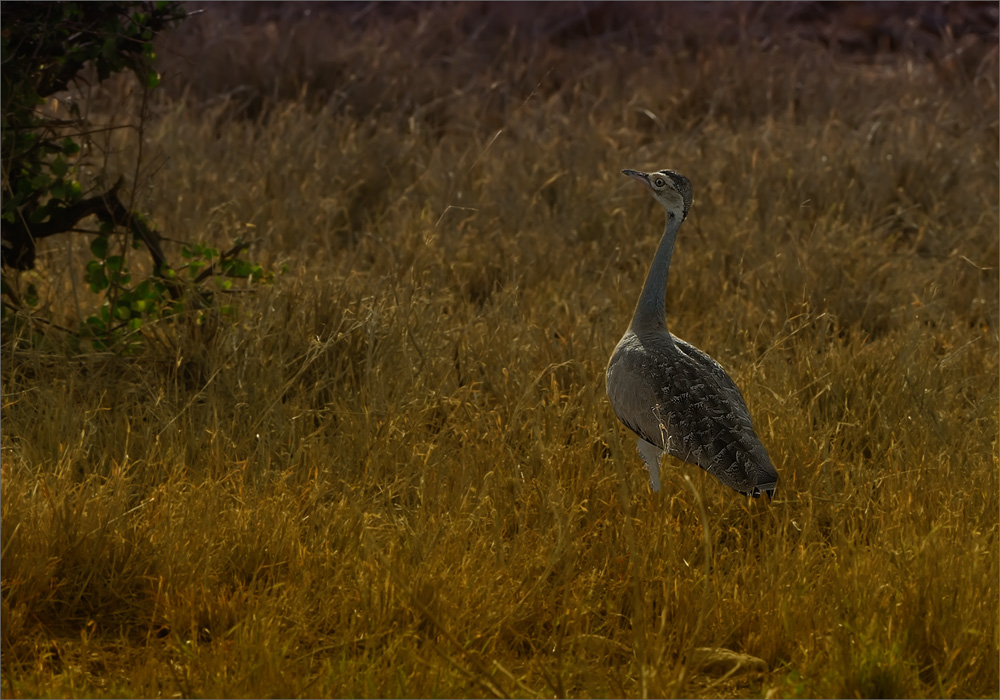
[606,168,778,498]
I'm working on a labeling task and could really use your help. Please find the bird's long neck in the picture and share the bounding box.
[629,214,681,334]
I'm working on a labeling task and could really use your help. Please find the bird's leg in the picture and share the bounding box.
[636,438,663,492]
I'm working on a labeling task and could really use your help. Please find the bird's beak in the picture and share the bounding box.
[621,169,651,190]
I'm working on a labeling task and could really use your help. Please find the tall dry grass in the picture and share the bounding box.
[2,4,998,697]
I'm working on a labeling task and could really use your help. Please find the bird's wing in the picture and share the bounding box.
[658,337,778,495]
[671,336,757,430]
[607,332,778,496]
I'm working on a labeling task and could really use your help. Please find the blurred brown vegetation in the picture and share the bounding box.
[2,2,998,697]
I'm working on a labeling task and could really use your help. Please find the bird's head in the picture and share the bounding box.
[622,168,692,222]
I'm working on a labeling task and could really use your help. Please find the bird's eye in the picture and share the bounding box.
[654,178,666,188]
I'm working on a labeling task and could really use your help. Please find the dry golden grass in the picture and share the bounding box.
[2,4,998,698]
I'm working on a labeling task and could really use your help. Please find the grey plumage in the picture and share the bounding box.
[606,168,778,498]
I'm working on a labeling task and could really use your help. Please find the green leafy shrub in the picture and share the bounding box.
[1,1,271,350]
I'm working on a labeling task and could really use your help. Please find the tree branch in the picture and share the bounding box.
[1,178,183,300]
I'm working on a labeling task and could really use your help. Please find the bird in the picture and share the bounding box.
[606,168,778,498]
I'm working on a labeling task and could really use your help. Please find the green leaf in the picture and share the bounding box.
[101,37,118,64]
[222,259,241,276]
[29,172,51,190]
[85,260,109,292]
[90,236,109,259]
[50,156,68,177]
[66,180,82,201]
[28,205,49,224]
[61,137,81,155]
